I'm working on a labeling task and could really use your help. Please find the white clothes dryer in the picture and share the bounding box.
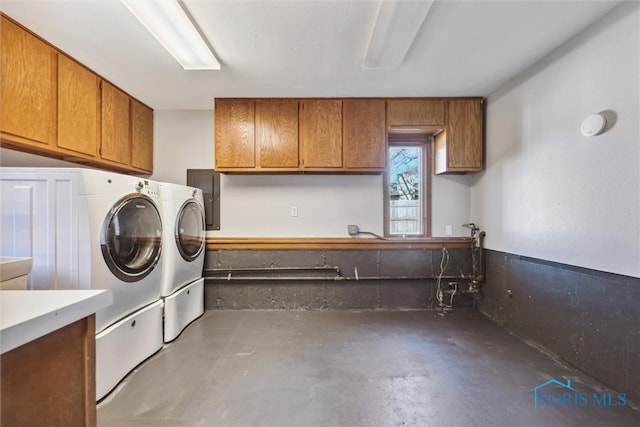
[158,182,206,342]
[0,167,164,400]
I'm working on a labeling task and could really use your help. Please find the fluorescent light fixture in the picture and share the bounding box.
[122,0,220,70]
[364,0,434,68]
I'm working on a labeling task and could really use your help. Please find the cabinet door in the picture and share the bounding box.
[101,81,131,166]
[387,99,445,127]
[131,100,154,173]
[343,99,386,169]
[255,99,298,168]
[300,100,342,168]
[57,55,100,157]
[434,99,483,174]
[0,16,57,147]
[215,99,255,168]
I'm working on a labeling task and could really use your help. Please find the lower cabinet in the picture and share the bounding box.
[0,316,97,427]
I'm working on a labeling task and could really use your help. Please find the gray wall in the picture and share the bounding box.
[204,248,474,310]
[479,249,640,405]
[470,2,640,406]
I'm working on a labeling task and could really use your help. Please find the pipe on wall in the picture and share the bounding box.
[205,266,473,282]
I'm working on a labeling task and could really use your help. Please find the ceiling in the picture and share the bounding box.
[1,0,622,110]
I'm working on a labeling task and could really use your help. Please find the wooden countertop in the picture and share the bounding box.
[207,236,474,250]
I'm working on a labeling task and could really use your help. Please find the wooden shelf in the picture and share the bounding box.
[206,237,473,250]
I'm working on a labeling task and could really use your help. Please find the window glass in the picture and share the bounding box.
[388,146,423,235]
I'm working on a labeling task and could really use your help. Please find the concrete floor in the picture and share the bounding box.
[98,310,640,427]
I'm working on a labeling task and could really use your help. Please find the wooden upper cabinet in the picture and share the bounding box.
[343,99,386,170]
[300,100,342,169]
[0,14,153,174]
[434,98,483,174]
[255,99,299,168]
[131,99,154,173]
[57,55,100,158]
[212,97,483,175]
[0,15,57,147]
[387,99,445,128]
[215,99,255,169]
[100,81,131,166]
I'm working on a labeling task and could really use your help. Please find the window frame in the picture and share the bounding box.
[384,134,432,238]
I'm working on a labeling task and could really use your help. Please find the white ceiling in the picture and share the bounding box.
[1,0,622,110]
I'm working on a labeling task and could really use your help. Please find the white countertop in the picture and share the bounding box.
[0,257,33,281]
[0,290,113,354]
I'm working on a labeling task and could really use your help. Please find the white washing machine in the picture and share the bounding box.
[158,182,206,342]
[0,167,164,400]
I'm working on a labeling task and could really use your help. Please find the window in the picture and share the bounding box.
[384,136,431,237]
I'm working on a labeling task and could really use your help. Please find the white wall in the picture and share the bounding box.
[0,109,472,239]
[470,3,640,278]
[0,148,79,168]
[151,109,472,238]
[150,110,214,185]
[217,174,383,237]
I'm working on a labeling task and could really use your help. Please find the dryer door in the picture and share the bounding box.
[175,200,205,262]
[101,194,162,282]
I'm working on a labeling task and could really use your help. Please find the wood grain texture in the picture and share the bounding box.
[0,15,57,147]
[100,81,131,166]
[57,54,100,157]
[255,99,298,168]
[0,316,97,427]
[215,99,255,168]
[447,99,482,170]
[387,99,445,127]
[343,99,386,169]
[130,99,154,172]
[433,130,448,175]
[300,99,342,168]
[206,237,473,250]
[433,98,483,174]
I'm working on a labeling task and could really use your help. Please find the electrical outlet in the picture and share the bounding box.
[348,225,359,236]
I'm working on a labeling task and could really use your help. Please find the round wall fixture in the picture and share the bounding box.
[581,113,607,137]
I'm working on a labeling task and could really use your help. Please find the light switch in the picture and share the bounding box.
[291,206,298,217]
[445,225,453,236]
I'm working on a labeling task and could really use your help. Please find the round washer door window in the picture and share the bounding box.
[176,200,205,262]
[101,194,162,282]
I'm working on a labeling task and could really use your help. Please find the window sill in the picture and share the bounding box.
[206,237,473,250]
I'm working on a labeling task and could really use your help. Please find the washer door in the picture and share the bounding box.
[175,200,205,262]
[101,194,162,282]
